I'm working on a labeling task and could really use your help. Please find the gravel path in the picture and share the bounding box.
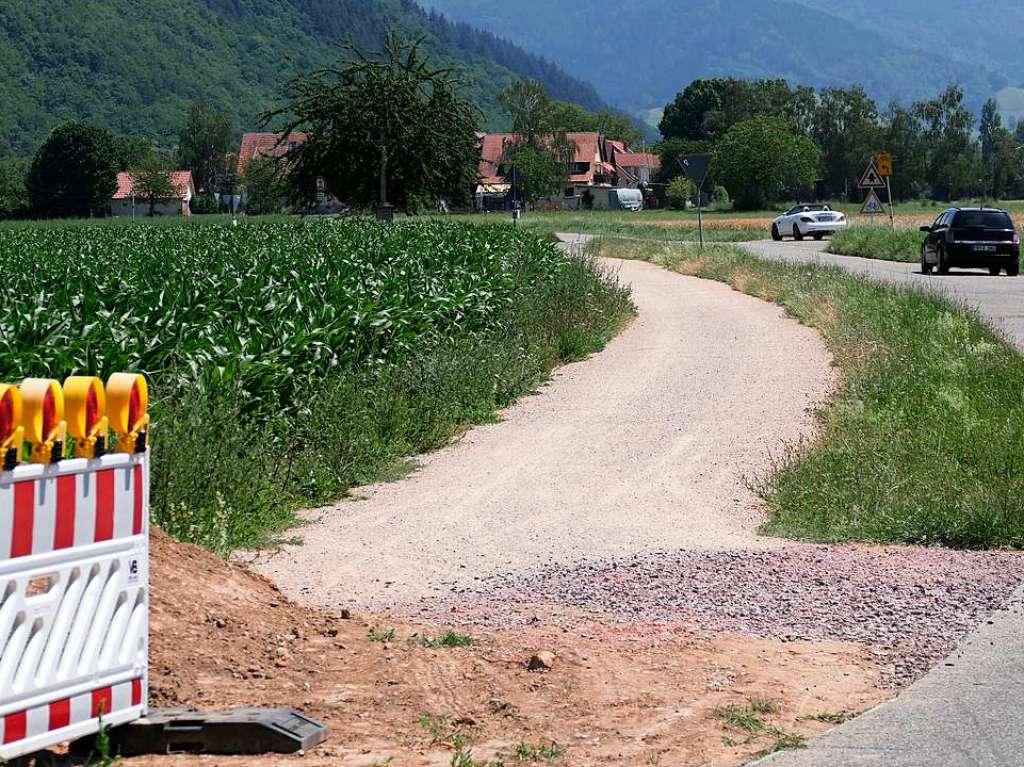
[255,256,832,607]
[415,545,1024,687]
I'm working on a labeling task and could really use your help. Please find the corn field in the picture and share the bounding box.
[0,218,581,407]
[0,218,633,552]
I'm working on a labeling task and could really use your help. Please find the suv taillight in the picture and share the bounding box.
[1014,231,1021,246]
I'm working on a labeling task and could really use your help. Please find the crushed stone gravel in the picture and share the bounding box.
[409,545,1024,687]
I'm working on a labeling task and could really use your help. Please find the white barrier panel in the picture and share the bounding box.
[0,452,148,760]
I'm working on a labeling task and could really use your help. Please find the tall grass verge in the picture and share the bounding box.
[828,226,923,262]
[1,219,632,553]
[595,237,1024,549]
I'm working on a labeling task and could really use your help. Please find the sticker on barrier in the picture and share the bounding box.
[0,374,150,761]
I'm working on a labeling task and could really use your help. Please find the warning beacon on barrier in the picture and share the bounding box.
[20,377,67,464]
[64,375,109,458]
[0,384,24,470]
[107,372,149,453]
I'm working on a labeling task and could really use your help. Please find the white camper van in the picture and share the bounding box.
[609,188,644,211]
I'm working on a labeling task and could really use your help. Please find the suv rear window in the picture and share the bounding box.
[952,211,1014,229]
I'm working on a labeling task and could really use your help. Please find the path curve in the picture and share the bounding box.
[255,256,832,609]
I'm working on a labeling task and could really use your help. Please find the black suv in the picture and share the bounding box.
[920,208,1020,276]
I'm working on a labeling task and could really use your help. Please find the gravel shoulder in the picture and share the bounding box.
[254,256,833,608]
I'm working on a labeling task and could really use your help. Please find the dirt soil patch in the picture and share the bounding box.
[110,531,888,767]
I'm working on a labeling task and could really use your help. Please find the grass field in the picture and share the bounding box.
[0,218,633,552]
[594,237,1024,549]
[827,227,923,262]
[474,198,1024,244]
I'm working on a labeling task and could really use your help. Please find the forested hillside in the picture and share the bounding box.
[0,0,607,158]
[422,0,1011,123]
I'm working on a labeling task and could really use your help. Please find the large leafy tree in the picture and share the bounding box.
[812,86,880,200]
[500,143,570,205]
[0,158,29,219]
[500,79,559,147]
[269,33,481,212]
[660,78,799,143]
[111,135,161,170]
[880,103,928,201]
[178,101,235,193]
[128,152,178,216]
[498,80,576,204]
[715,117,820,210]
[653,137,716,203]
[548,101,644,144]
[914,85,977,200]
[26,122,118,218]
[243,156,290,214]
[979,98,1003,162]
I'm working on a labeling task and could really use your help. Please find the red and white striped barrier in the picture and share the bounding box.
[0,377,150,760]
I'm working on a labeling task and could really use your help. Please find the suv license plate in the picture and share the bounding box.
[973,244,997,253]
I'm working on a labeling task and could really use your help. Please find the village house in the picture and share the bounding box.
[235,131,344,213]
[236,131,308,176]
[613,151,661,188]
[476,131,660,211]
[110,171,195,217]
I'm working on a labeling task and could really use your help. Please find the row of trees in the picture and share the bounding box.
[657,78,1024,209]
[0,102,238,219]
[0,34,506,219]
[270,39,634,213]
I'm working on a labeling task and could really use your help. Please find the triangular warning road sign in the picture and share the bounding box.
[858,161,886,189]
[861,190,885,215]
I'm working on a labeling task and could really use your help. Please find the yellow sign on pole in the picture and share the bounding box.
[876,153,893,177]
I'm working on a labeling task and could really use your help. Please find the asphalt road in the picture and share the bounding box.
[754,583,1024,767]
[740,239,1024,351]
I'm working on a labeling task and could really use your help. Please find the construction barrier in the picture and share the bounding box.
[0,374,149,761]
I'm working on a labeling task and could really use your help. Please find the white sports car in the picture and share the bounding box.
[771,204,847,241]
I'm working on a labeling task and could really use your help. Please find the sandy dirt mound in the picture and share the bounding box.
[134,530,888,767]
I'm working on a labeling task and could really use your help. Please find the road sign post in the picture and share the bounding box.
[875,153,896,233]
[680,154,713,250]
[858,161,886,191]
[859,157,895,231]
[861,190,885,216]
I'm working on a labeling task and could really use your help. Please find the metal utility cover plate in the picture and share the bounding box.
[94,707,329,757]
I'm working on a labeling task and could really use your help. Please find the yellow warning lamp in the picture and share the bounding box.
[107,373,149,453]
[64,376,109,458]
[20,378,67,465]
[0,385,24,470]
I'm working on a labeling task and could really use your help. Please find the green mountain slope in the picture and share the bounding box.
[0,0,607,158]
[421,0,1007,121]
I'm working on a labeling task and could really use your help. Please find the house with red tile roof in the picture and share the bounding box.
[234,131,346,213]
[110,171,195,217]
[613,152,661,187]
[236,131,308,176]
[476,131,660,210]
